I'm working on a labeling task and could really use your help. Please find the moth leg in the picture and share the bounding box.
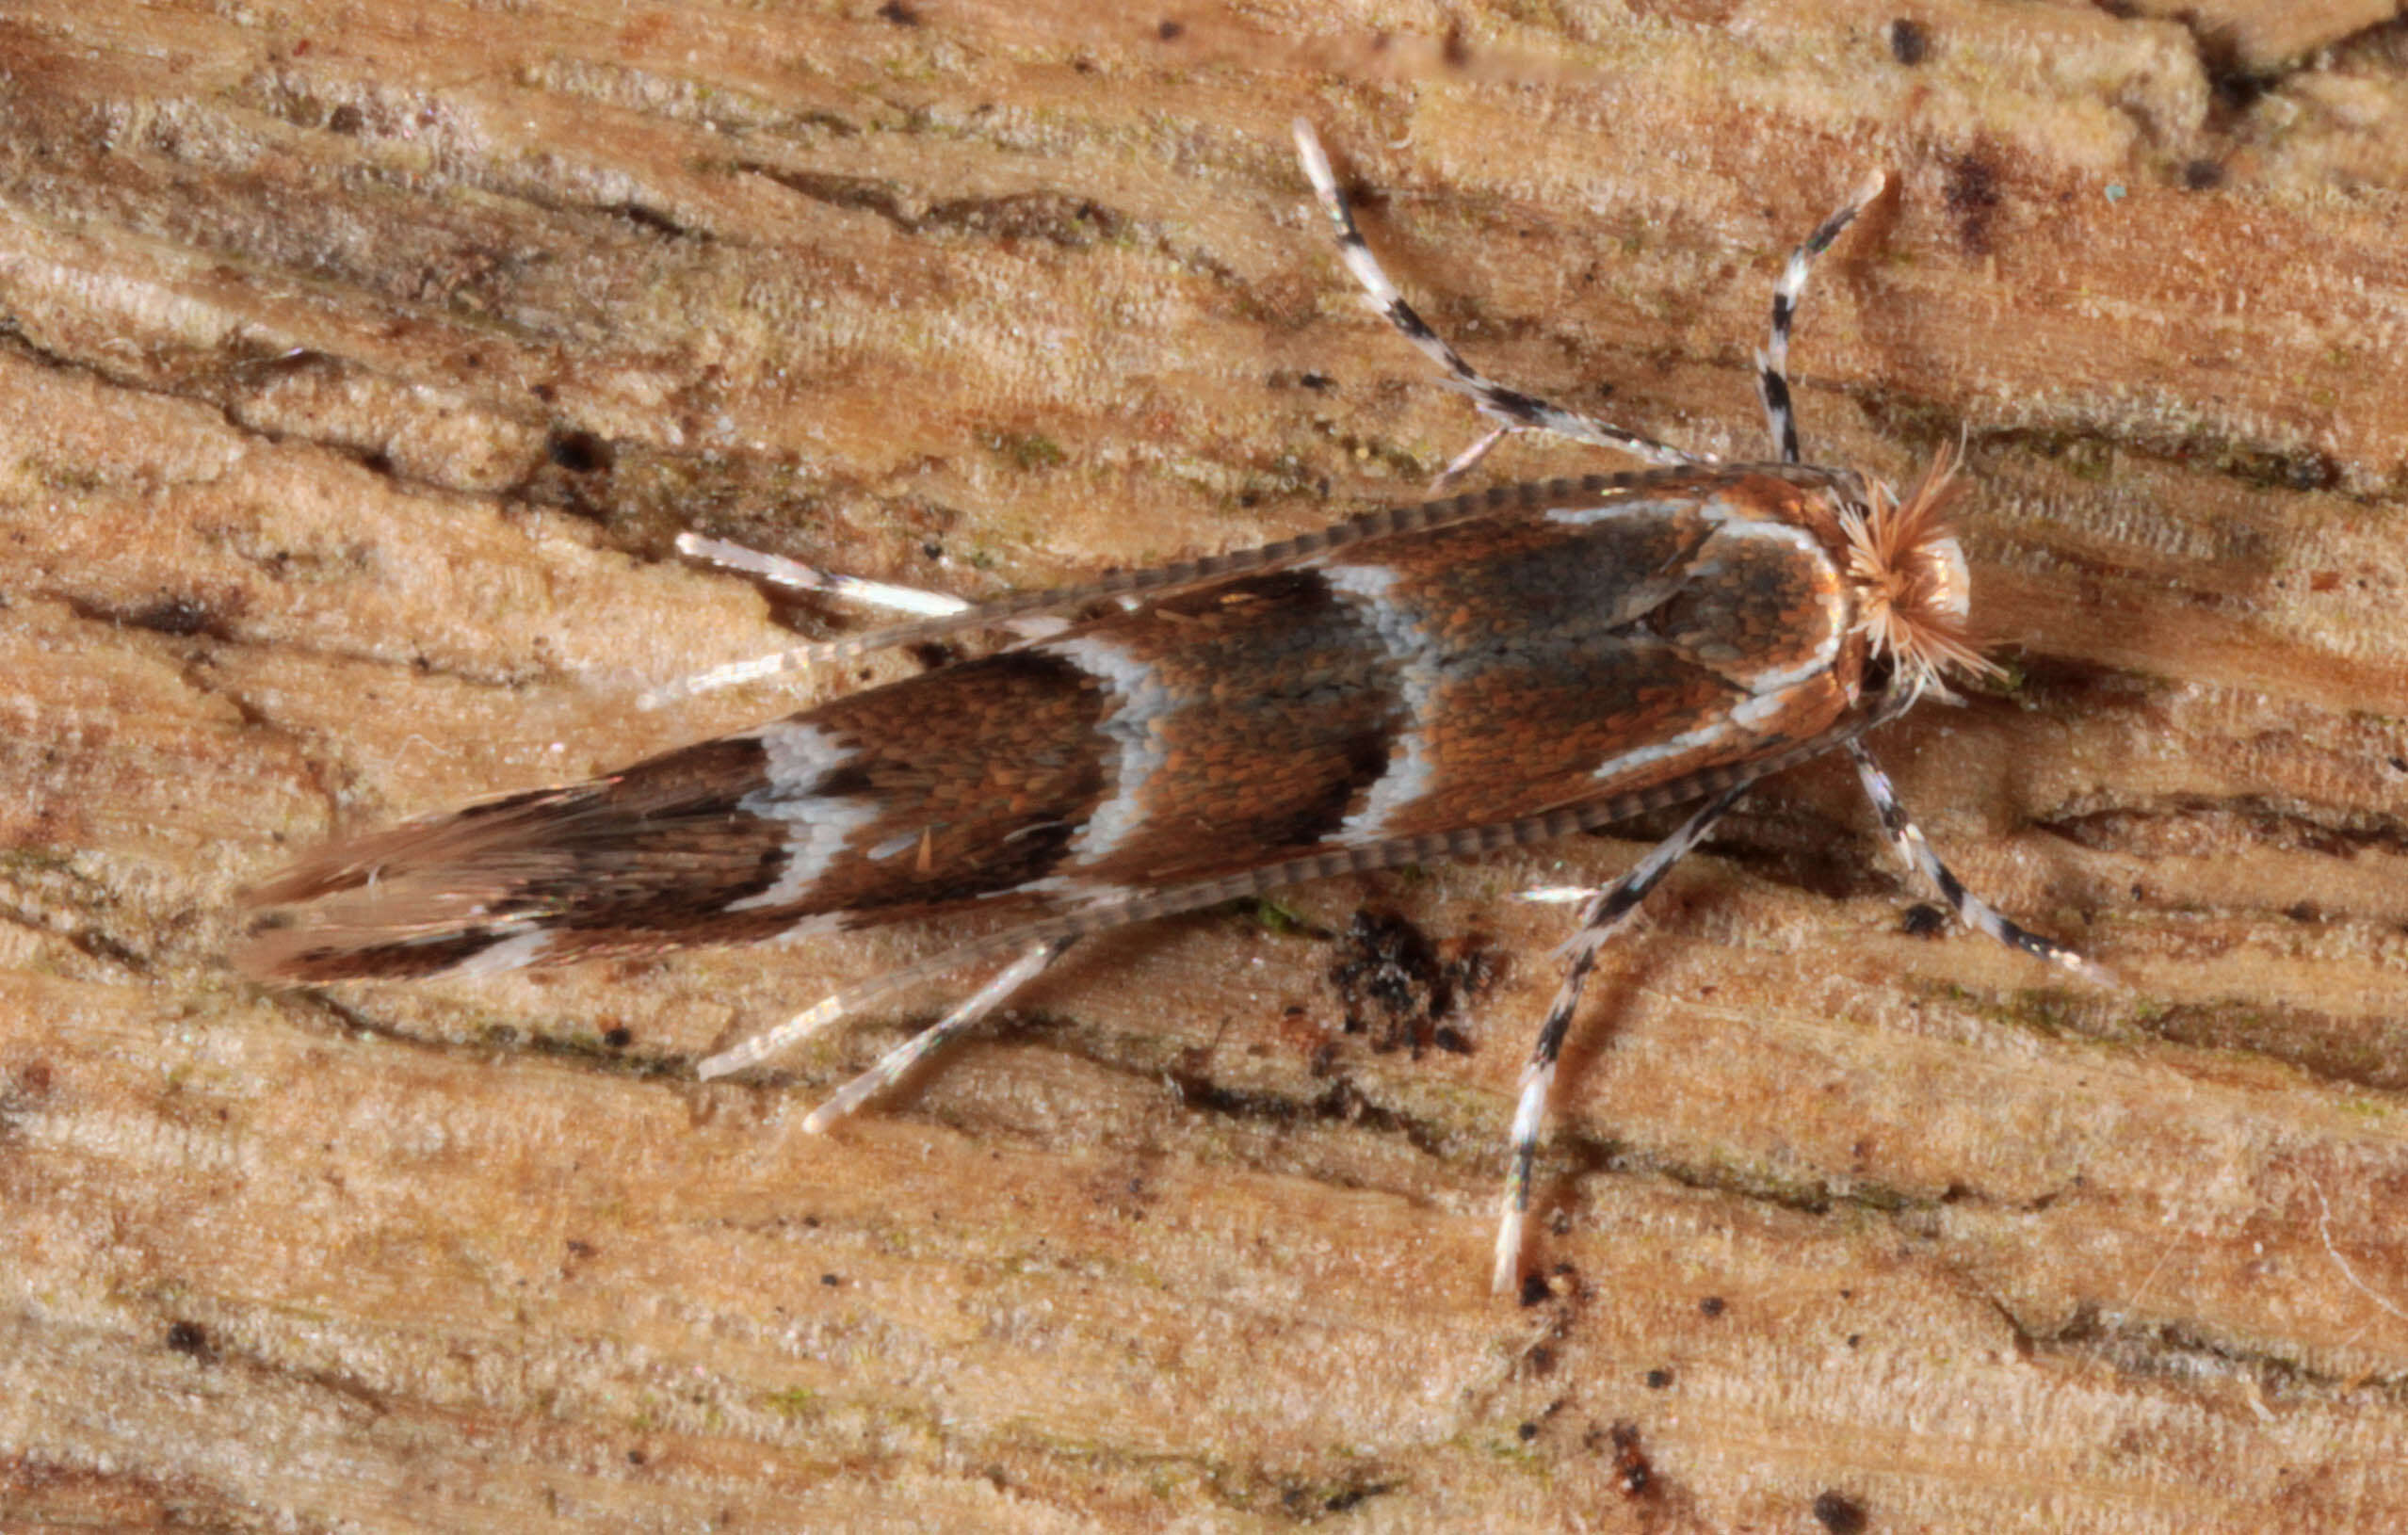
[1846,742,2114,984]
[655,482,1539,707]
[1756,170,1886,465]
[1496,781,1753,1297]
[694,930,1077,1088]
[648,536,1068,705]
[1292,120,1705,483]
[677,534,975,618]
[786,937,1080,1133]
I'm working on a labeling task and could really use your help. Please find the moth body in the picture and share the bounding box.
[235,464,1921,984]
[234,122,2101,1295]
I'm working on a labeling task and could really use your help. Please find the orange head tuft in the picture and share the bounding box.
[1838,442,2005,702]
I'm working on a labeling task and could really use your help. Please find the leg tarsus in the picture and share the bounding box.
[676,533,971,617]
[800,936,1078,1132]
[1431,425,1514,491]
[1292,119,1704,475]
[1846,741,2114,985]
[1494,780,1753,1295]
[651,538,1072,707]
[648,535,978,707]
[1757,169,1886,465]
[696,932,1075,1082]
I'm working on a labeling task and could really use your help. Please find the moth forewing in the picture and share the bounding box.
[235,466,1880,985]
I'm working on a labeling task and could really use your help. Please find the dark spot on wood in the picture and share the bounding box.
[1325,911,1500,1057]
[2211,445,2338,493]
[1644,1367,1673,1389]
[1608,1421,1653,1498]
[1943,149,2001,255]
[2182,158,2224,190]
[326,103,364,135]
[165,1320,213,1361]
[2192,29,2272,117]
[876,0,918,24]
[920,191,1130,249]
[1699,1295,1725,1317]
[602,1026,632,1049]
[1886,18,1929,65]
[1156,19,1183,40]
[1320,1481,1396,1514]
[125,595,222,638]
[547,428,613,473]
[610,202,686,238]
[1813,1490,1869,1534]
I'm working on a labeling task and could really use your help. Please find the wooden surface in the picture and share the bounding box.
[7,2,2408,1530]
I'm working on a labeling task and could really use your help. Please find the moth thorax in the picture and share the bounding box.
[1837,444,2000,699]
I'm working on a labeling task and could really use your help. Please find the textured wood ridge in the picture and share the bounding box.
[6,3,2408,1531]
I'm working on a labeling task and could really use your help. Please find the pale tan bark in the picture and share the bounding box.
[2069,0,2402,71]
[6,2,2408,1530]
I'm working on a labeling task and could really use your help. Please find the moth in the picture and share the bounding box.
[236,123,2108,1294]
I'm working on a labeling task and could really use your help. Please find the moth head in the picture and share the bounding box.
[1838,441,2004,703]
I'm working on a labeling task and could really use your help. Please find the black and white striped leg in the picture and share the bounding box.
[1846,742,2114,985]
[1495,781,1753,1296]
[1756,170,1886,465]
[798,936,1079,1134]
[1292,120,1704,479]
